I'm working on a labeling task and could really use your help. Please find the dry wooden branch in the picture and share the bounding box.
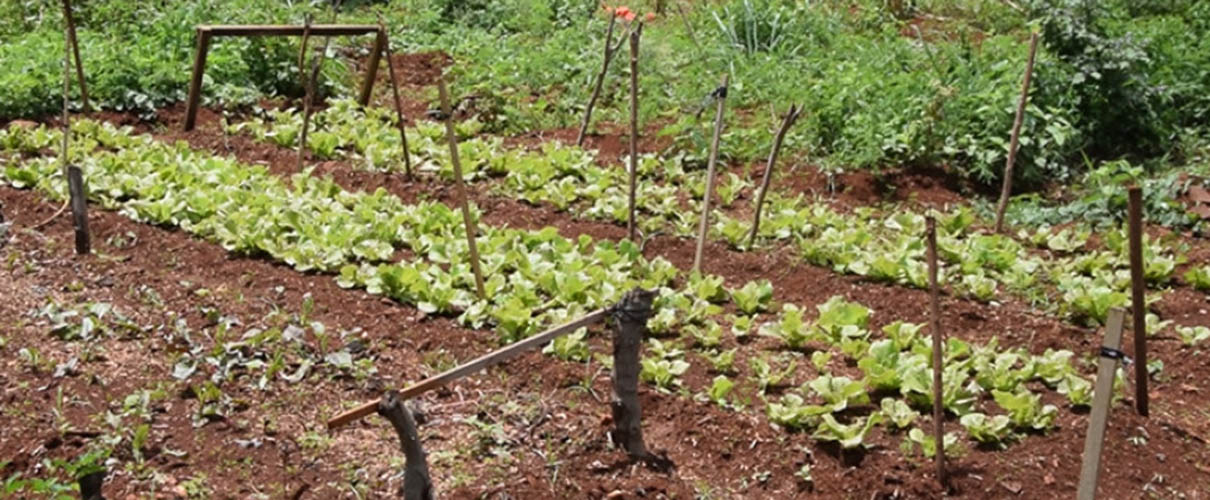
[296,16,314,170]
[437,75,486,299]
[378,391,434,500]
[61,0,88,111]
[576,15,623,147]
[326,308,611,430]
[926,216,946,486]
[749,104,801,247]
[692,73,729,274]
[994,32,1040,233]
[626,22,644,242]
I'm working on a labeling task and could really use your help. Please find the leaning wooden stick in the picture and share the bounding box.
[926,216,946,485]
[993,32,1040,233]
[626,22,644,242]
[1076,308,1127,500]
[61,0,88,111]
[327,308,611,430]
[749,104,802,247]
[33,19,75,229]
[1126,186,1148,417]
[437,76,486,298]
[576,15,625,147]
[379,21,413,177]
[692,73,729,274]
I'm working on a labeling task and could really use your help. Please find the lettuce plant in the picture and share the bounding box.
[730,279,774,315]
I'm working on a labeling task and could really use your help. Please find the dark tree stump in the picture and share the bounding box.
[377,390,434,500]
[610,288,657,460]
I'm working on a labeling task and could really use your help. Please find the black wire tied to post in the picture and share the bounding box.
[1100,346,1132,365]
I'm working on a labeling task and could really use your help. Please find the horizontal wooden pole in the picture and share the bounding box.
[199,24,381,37]
[326,308,611,430]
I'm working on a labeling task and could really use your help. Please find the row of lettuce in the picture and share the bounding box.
[231,103,1207,331]
[4,120,1184,457]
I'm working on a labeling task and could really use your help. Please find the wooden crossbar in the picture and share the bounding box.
[184,24,388,131]
[326,308,611,430]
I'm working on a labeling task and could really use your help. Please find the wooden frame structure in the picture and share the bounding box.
[183,24,389,131]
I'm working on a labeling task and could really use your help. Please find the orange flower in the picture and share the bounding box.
[623,10,636,21]
[645,12,655,21]
[614,6,631,17]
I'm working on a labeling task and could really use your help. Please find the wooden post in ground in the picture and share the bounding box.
[610,288,656,459]
[993,32,1040,233]
[692,74,729,274]
[1076,308,1127,500]
[1127,185,1149,417]
[748,104,801,248]
[296,16,313,170]
[184,29,213,131]
[326,308,611,430]
[358,28,388,107]
[925,216,946,485]
[61,0,88,111]
[626,22,644,243]
[437,76,486,299]
[67,166,89,255]
[576,15,624,147]
[78,468,104,500]
[378,391,434,500]
[379,21,413,177]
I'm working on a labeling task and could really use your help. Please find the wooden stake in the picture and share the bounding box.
[326,308,610,430]
[437,76,486,299]
[183,29,213,131]
[1127,185,1148,417]
[67,166,89,255]
[749,104,801,247]
[626,22,644,243]
[379,22,413,177]
[576,15,623,147]
[378,392,435,500]
[1076,308,1127,500]
[358,28,388,108]
[61,0,88,112]
[296,16,313,170]
[298,0,344,169]
[183,24,383,131]
[926,216,946,485]
[611,289,656,459]
[993,32,1040,233]
[692,73,729,274]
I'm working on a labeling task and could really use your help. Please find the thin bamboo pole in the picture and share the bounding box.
[626,22,644,242]
[926,216,946,486]
[1127,186,1148,417]
[379,22,413,178]
[994,32,1040,233]
[437,76,486,299]
[692,74,729,274]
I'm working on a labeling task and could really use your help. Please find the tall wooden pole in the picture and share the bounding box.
[626,22,644,243]
[61,0,88,111]
[692,74,729,274]
[749,104,801,247]
[994,32,1040,233]
[1127,186,1148,417]
[437,76,486,299]
[926,216,946,485]
[296,16,313,170]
